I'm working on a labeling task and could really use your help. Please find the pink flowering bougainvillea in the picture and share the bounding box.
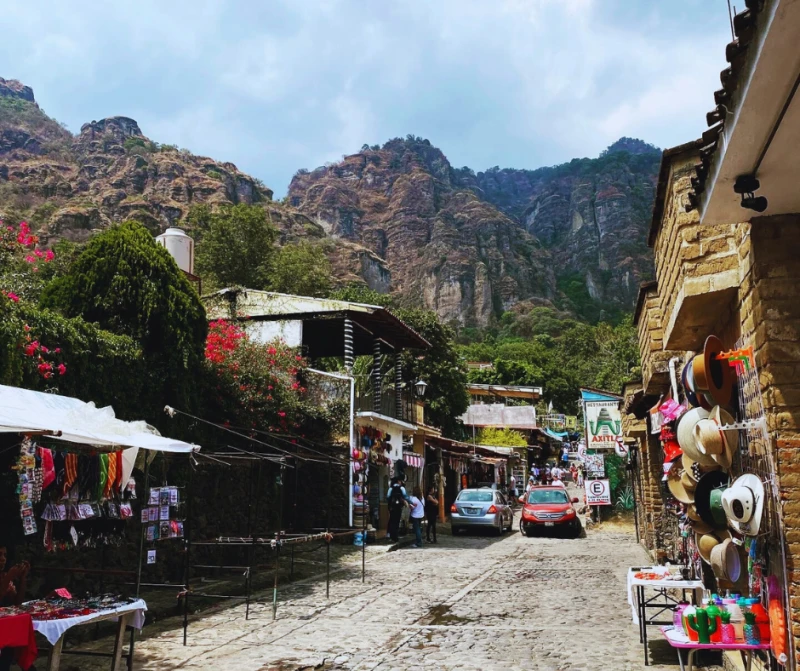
[204,319,309,433]
[1,220,56,300]
[19,328,68,380]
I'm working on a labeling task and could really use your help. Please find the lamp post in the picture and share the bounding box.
[415,379,428,398]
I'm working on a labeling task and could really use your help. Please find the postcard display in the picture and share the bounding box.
[14,437,135,551]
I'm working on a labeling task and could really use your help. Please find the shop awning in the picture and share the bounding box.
[403,452,424,469]
[0,384,199,453]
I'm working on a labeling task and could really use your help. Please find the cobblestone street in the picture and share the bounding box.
[124,508,682,671]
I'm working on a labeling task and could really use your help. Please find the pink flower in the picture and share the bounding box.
[34,250,43,258]
[24,255,36,264]
[278,411,286,418]
[45,250,55,262]
[40,346,49,354]
[57,363,67,376]
[6,292,19,302]
[53,348,61,353]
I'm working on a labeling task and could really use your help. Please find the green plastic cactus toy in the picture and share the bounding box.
[687,608,718,644]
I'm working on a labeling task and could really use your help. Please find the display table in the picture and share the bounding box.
[661,626,770,671]
[24,598,147,671]
[626,567,703,666]
[0,613,38,670]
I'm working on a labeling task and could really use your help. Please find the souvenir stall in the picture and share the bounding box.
[402,451,424,489]
[354,417,407,540]
[0,384,198,671]
[631,337,791,668]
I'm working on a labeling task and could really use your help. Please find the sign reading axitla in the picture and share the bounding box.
[584,401,622,449]
[585,479,611,506]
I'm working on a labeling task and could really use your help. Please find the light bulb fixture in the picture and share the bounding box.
[415,379,428,398]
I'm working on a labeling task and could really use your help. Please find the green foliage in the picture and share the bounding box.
[459,309,639,414]
[0,297,144,418]
[40,221,207,412]
[476,427,527,447]
[206,169,222,180]
[265,241,331,297]
[329,284,392,307]
[192,204,277,291]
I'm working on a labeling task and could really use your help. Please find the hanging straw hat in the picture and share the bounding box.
[682,453,721,484]
[711,537,742,583]
[721,474,765,536]
[682,360,702,409]
[667,461,695,504]
[692,335,734,408]
[696,529,731,564]
[677,407,715,466]
[694,406,739,470]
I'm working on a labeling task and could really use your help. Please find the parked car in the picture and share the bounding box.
[518,486,582,538]
[450,488,514,535]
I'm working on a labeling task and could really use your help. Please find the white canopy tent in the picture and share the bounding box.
[0,384,199,485]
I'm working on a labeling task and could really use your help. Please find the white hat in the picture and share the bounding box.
[721,474,765,536]
[677,407,715,466]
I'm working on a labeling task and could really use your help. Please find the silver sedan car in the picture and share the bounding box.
[450,488,514,535]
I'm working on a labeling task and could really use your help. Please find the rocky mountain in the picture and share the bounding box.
[1,77,659,325]
[288,138,557,325]
[289,137,659,324]
[0,77,302,244]
[456,137,661,316]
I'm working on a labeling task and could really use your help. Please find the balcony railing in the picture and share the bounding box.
[355,389,420,425]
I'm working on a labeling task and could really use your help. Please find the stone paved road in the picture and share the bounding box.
[124,510,689,671]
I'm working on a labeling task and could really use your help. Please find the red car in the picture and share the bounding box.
[518,486,582,538]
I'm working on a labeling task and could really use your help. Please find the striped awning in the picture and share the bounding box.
[404,452,424,469]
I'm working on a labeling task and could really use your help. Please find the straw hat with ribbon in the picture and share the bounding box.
[682,453,721,484]
[693,470,730,529]
[721,474,765,536]
[694,406,739,470]
[692,335,734,408]
[677,407,715,466]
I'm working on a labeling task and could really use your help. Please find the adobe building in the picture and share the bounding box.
[623,1,800,665]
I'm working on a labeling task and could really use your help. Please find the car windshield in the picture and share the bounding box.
[457,491,493,502]
[527,490,569,504]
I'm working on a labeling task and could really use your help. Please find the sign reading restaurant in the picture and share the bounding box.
[580,388,623,451]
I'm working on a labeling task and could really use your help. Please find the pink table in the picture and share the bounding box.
[660,627,770,671]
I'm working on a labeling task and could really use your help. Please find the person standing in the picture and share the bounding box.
[577,464,585,488]
[386,477,408,542]
[409,486,426,548]
[509,474,517,498]
[425,485,439,543]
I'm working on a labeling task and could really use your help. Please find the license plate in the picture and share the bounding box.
[544,522,555,527]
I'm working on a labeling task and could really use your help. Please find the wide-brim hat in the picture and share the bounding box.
[694,407,738,470]
[721,473,765,536]
[667,462,695,504]
[689,518,714,535]
[693,471,730,529]
[692,335,734,408]
[696,528,731,564]
[682,453,721,484]
[711,537,742,583]
[677,407,715,466]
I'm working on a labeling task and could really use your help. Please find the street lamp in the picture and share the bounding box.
[415,379,428,398]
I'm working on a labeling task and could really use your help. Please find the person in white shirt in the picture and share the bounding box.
[552,476,566,488]
[408,485,426,548]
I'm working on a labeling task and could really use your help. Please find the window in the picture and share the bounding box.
[456,490,493,503]
[527,489,569,504]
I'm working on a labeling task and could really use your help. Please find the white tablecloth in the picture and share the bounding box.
[626,568,703,624]
[30,599,147,645]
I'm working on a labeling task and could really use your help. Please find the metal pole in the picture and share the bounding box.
[135,453,151,599]
[362,465,367,584]
[272,463,284,621]
[326,457,331,599]
[348,376,355,528]
[183,454,194,647]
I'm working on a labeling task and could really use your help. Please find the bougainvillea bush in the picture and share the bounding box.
[203,319,312,433]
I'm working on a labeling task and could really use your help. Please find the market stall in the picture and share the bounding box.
[0,383,198,671]
[632,338,791,668]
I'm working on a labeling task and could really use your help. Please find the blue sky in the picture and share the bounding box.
[3,0,732,196]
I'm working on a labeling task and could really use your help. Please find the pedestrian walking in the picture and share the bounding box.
[533,465,540,485]
[425,485,439,543]
[577,464,585,488]
[409,485,425,548]
[570,463,578,483]
[387,477,408,542]
[509,474,517,498]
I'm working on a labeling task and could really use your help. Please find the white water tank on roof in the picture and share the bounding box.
[155,227,194,274]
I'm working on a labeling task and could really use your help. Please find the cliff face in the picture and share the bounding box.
[288,138,556,326]
[0,79,280,244]
[458,137,660,316]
